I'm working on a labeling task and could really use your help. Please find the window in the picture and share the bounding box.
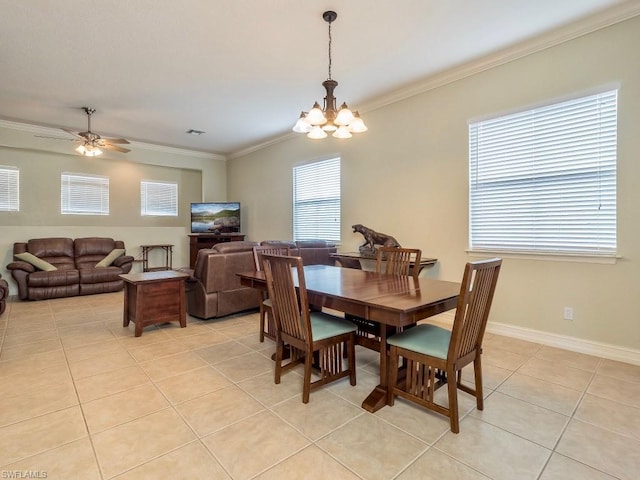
[0,166,19,211]
[469,89,617,256]
[61,172,109,215]
[141,180,178,216]
[293,157,340,242]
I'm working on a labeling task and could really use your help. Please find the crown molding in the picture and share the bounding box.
[0,119,225,161]
[357,2,640,115]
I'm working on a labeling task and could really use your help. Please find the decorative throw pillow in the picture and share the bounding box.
[95,249,125,268]
[15,252,58,271]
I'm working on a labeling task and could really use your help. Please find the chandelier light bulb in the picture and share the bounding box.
[292,112,312,133]
[332,125,352,139]
[334,103,354,126]
[348,111,368,133]
[307,125,328,139]
[305,102,327,125]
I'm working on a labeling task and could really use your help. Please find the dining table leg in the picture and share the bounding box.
[361,324,392,413]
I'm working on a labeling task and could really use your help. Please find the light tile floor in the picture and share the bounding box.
[0,292,638,480]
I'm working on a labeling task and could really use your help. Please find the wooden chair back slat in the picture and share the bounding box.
[376,247,422,281]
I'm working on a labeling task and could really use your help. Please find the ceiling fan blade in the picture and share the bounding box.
[103,137,130,144]
[61,128,85,139]
[101,143,131,153]
[35,134,75,141]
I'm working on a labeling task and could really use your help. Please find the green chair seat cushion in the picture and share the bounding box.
[387,324,451,360]
[263,298,272,308]
[310,311,357,341]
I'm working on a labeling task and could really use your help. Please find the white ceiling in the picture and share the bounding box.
[1,0,638,156]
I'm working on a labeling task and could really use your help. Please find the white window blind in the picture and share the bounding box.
[141,180,178,216]
[469,89,617,256]
[61,172,109,215]
[293,157,341,242]
[0,166,19,211]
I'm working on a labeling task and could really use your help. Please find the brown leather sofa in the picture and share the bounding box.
[185,239,337,319]
[0,276,8,315]
[7,237,134,301]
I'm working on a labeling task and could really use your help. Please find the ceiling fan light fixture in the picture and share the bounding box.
[75,143,102,156]
[292,11,366,140]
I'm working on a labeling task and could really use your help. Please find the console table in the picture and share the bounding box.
[330,252,437,274]
[188,233,245,268]
[140,244,173,272]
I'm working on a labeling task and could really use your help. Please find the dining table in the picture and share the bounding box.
[237,264,460,412]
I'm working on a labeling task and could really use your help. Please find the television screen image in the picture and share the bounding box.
[190,202,241,234]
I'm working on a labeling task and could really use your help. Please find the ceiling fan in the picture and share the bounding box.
[60,107,131,156]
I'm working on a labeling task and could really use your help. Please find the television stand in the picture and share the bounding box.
[188,233,245,268]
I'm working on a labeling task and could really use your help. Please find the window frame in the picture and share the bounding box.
[140,180,178,217]
[468,88,618,259]
[293,157,341,243]
[0,165,19,212]
[61,172,109,216]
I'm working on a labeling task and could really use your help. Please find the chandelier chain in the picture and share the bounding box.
[328,21,332,80]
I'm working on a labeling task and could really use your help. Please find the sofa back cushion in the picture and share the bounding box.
[212,241,259,255]
[23,238,75,270]
[74,237,117,269]
[195,249,256,293]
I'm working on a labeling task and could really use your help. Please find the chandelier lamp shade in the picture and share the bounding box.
[292,10,367,139]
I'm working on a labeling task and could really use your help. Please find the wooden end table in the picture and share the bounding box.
[119,270,189,337]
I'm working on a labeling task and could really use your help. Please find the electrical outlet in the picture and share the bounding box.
[563,307,574,320]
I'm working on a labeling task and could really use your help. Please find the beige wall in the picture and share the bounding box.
[228,17,640,358]
[0,130,227,289]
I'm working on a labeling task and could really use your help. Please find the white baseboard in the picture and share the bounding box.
[429,312,640,366]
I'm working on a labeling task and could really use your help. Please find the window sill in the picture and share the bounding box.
[466,249,619,264]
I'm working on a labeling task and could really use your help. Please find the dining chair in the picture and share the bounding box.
[376,246,422,282]
[252,245,290,342]
[261,253,357,403]
[387,257,502,433]
[351,247,422,353]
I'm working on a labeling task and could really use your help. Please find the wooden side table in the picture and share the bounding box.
[140,244,173,272]
[119,270,189,337]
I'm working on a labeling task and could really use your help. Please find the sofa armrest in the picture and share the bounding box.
[7,260,35,274]
[113,255,134,273]
[113,255,134,268]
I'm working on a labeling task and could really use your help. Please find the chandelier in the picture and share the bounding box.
[292,10,367,139]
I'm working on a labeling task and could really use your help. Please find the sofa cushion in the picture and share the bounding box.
[28,269,80,287]
[95,249,125,268]
[74,237,117,269]
[212,241,259,254]
[79,267,123,284]
[15,252,58,272]
[27,238,76,270]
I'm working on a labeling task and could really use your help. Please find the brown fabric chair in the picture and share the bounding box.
[252,245,290,342]
[351,247,422,353]
[262,253,357,403]
[387,258,502,433]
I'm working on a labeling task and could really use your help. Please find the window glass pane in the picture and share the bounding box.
[61,172,109,215]
[469,89,617,255]
[293,157,340,242]
[0,166,19,211]
[141,180,178,216]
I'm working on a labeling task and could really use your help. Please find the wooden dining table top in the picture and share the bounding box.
[238,264,461,327]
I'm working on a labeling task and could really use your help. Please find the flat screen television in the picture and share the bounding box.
[190,202,241,234]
